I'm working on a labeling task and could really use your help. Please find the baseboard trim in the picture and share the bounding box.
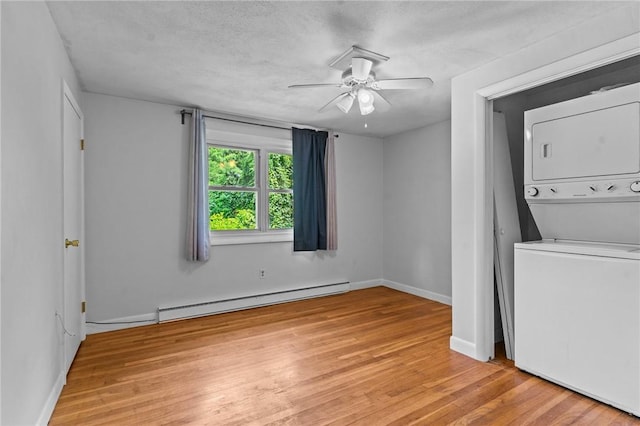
[85,279,452,334]
[87,281,365,334]
[36,370,65,426]
[158,282,350,322]
[86,313,157,334]
[382,280,452,306]
[450,336,478,360]
[349,279,384,290]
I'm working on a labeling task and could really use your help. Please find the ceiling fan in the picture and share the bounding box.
[288,46,434,116]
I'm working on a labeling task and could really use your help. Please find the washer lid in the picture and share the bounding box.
[514,239,640,260]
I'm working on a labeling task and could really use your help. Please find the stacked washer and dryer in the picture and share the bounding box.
[514,82,640,415]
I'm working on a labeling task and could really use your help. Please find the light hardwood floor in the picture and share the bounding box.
[51,287,639,425]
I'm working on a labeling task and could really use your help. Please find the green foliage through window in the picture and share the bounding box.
[269,152,293,190]
[268,152,293,229]
[209,147,255,187]
[269,193,293,229]
[208,190,256,230]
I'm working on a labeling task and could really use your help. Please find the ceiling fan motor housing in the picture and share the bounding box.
[341,68,376,89]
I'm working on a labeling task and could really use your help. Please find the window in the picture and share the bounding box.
[268,152,294,229]
[208,146,259,231]
[205,120,293,245]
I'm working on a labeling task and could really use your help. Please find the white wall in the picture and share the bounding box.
[0,3,3,422]
[450,4,639,361]
[382,121,451,303]
[1,2,82,424]
[82,93,384,323]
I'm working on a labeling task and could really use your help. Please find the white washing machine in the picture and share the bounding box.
[515,82,640,415]
[515,240,640,414]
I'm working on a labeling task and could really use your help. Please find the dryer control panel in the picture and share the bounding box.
[525,178,640,202]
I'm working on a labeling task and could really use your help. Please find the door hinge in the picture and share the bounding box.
[80,139,85,150]
[81,301,86,313]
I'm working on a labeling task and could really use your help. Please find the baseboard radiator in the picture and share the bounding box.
[157,281,350,323]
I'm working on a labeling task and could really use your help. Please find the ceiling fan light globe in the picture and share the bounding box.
[357,88,375,115]
[359,103,375,115]
[336,94,355,113]
[357,88,374,105]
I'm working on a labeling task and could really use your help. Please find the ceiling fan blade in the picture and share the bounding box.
[374,77,434,90]
[319,92,350,113]
[352,57,373,81]
[288,83,343,89]
[371,90,391,112]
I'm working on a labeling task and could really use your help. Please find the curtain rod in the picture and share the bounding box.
[179,109,338,137]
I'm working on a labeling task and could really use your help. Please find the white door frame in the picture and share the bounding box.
[478,37,639,360]
[0,3,3,420]
[450,29,640,361]
[61,80,85,375]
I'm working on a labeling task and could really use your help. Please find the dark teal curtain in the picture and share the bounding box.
[292,128,328,251]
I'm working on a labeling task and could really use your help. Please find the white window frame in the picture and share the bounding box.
[206,130,293,246]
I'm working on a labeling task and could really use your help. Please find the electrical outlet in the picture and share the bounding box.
[259,269,266,279]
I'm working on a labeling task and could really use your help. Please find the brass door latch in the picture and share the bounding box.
[65,238,80,248]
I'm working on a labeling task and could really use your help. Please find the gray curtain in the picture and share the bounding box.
[325,132,338,250]
[293,128,328,251]
[186,109,210,261]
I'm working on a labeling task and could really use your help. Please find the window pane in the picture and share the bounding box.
[268,152,293,190]
[209,146,255,187]
[209,190,257,230]
[269,192,293,229]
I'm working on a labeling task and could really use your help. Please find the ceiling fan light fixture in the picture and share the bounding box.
[289,46,434,118]
[357,88,375,115]
[357,88,374,104]
[359,103,375,115]
[336,93,355,113]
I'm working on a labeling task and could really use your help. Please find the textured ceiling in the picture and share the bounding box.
[47,1,626,137]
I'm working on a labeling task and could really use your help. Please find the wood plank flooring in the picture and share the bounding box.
[50,287,639,425]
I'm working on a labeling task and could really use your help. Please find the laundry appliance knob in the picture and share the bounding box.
[527,187,539,197]
[631,181,640,193]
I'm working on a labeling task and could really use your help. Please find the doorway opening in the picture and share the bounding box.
[490,55,640,360]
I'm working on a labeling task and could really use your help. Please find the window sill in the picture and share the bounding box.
[210,230,293,246]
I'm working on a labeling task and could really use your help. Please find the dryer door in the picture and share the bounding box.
[531,102,640,181]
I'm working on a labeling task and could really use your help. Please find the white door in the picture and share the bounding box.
[62,83,84,373]
[493,112,520,360]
